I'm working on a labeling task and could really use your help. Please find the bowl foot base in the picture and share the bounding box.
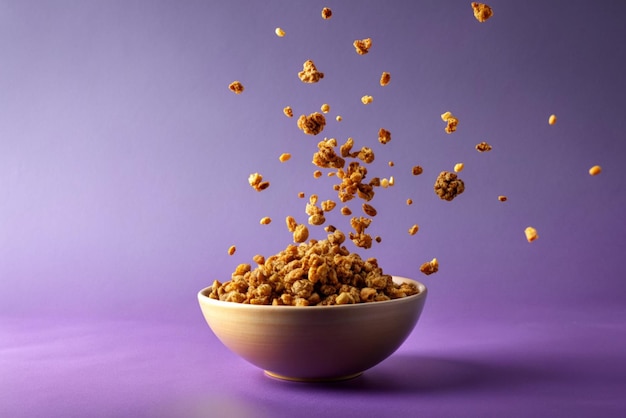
[264,370,362,382]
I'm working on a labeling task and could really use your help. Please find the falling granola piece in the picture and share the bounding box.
[321,103,330,113]
[406,198,413,205]
[298,60,324,83]
[475,142,492,152]
[408,224,419,235]
[380,72,391,86]
[378,128,391,144]
[260,217,272,225]
[412,166,423,176]
[471,2,493,22]
[420,258,439,275]
[321,7,332,19]
[297,112,326,135]
[498,195,508,202]
[227,245,236,256]
[228,81,244,94]
[454,163,464,173]
[361,95,373,105]
[525,226,538,243]
[548,114,557,125]
[248,172,270,191]
[441,111,458,133]
[275,27,286,37]
[434,171,465,201]
[283,106,293,118]
[353,38,372,55]
[336,115,343,122]
[589,165,602,176]
[279,153,291,162]
[313,170,322,178]
[293,224,309,243]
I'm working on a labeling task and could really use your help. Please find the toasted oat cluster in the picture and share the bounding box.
[420,258,439,275]
[248,173,270,191]
[434,171,465,201]
[475,141,492,152]
[378,128,391,144]
[471,2,493,23]
[353,38,372,55]
[380,72,391,86]
[298,60,324,83]
[441,111,458,133]
[321,7,332,19]
[297,112,327,135]
[228,81,244,94]
[283,106,294,118]
[209,233,420,306]
[361,95,374,105]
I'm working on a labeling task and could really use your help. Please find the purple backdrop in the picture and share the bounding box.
[1,1,625,417]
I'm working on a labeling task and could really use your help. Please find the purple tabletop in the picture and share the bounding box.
[1,1,625,417]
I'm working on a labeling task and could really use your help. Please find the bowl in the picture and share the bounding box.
[197,276,427,382]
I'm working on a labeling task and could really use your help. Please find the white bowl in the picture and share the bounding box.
[198,276,427,382]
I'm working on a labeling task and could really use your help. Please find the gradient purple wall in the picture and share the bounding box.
[2,0,624,320]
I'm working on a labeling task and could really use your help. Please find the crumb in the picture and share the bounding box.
[275,27,285,37]
[321,7,332,19]
[548,114,557,125]
[313,170,322,178]
[336,115,342,122]
[412,166,423,176]
[380,72,391,86]
[525,226,538,242]
[283,106,293,118]
[388,161,394,167]
[279,153,291,162]
[406,198,413,205]
[498,195,507,202]
[454,163,464,173]
[420,258,439,275]
[228,245,236,256]
[260,217,272,225]
[589,165,602,176]
[380,178,389,188]
[409,224,419,235]
[298,60,324,83]
[321,103,330,113]
[375,236,382,243]
[228,81,244,94]
[471,2,493,22]
[353,38,372,55]
[297,112,326,135]
[298,192,305,199]
[475,142,492,152]
[361,95,374,104]
[434,171,465,201]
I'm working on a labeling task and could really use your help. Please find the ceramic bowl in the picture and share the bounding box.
[198,276,427,382]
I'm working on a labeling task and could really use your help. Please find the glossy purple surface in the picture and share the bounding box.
[1,1,625,416]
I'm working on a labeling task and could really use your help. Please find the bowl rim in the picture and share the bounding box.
[198,276,427,311]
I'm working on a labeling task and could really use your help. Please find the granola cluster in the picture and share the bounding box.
[298,60,324,83]
[209,232,419,306]
[297,112,327,135]
[434,171,465,201]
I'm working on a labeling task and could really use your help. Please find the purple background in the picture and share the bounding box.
[1,1,625,417]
